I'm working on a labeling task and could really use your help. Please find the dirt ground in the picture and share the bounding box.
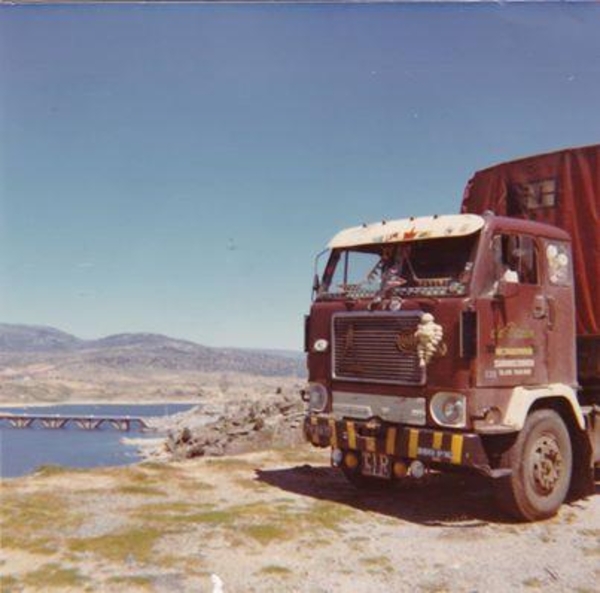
[1,445,599,593]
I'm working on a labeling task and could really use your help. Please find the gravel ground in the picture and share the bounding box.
[1,445,598,593]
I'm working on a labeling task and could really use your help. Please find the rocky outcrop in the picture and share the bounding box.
[159,391,306,459]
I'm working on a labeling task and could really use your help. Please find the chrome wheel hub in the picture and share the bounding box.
[531,435,563,494]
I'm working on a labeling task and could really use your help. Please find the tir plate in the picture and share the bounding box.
[361,452,392,479]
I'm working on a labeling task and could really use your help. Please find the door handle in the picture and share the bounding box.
[533,295,556,330]
[533,295,547,319]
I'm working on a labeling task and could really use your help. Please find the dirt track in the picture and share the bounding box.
[1,445,599,592]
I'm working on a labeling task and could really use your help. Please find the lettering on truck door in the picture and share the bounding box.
[477,233,548,387]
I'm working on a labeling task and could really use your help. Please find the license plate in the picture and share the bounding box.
[361,452,392,479]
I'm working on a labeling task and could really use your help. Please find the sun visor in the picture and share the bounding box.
[328,214,485,249]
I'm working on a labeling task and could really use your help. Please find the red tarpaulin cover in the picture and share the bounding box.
[461,144,600,337]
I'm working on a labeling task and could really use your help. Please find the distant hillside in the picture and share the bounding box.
[0,324,305,378]
[0,324,83,352]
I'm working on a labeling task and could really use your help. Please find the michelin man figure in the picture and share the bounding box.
[415,313,444,367]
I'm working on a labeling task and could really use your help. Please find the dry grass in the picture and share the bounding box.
[68,527,165,564]
[1,446,598,593]
[1,492,83,555]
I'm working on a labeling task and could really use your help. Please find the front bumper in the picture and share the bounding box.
[304,413,491,472]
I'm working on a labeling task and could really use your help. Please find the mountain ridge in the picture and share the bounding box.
[0,323,304,378]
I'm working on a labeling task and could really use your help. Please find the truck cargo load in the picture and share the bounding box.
[461,144,600,338]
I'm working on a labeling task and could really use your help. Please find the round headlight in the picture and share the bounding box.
[307,383,329,413]
[313,339,329,353]
[430,392,467,428]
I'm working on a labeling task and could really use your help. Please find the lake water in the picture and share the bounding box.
[0,403,195,478]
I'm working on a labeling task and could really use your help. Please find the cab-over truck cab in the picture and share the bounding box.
[303,212,599,521]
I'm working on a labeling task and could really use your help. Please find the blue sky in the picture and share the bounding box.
[1,4,599,350]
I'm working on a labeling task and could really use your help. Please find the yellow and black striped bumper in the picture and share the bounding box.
[304,414,489,469]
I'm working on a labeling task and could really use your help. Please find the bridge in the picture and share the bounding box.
[0,413,153,432]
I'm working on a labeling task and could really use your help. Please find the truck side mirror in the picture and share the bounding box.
[312,273,321,297]
[312,248,329,300]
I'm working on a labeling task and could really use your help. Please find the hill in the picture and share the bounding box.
[0,324,305,404]
[0,324,83,353]
[0,324,304,377]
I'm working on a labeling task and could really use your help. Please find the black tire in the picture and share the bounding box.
[494,409,573,522]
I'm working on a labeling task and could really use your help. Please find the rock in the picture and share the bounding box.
[178,427,192,444]
[154,389,305,460]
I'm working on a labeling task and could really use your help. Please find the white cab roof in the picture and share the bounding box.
[328,214,485,249]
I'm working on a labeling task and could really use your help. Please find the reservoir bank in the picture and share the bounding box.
[0,403,194,478]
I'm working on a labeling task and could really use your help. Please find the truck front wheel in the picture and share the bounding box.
[494,409,573,521]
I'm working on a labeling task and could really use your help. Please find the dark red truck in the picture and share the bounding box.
[303,144,599,521]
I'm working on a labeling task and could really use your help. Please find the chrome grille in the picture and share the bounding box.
[332,312,424,385]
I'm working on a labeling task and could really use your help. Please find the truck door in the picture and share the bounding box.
[477,233,548,387]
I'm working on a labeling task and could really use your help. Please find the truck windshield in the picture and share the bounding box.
[320,234,479,299]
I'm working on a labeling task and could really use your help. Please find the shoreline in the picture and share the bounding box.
[0,399,203,408]
[0,390,306,478]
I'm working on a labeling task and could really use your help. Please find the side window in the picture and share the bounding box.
[494,234,538,285]
[545,240,572,286]
[508,178,557,215]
